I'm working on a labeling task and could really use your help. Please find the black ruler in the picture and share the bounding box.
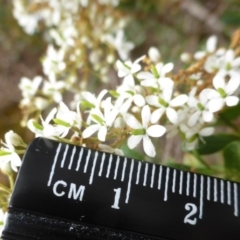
[2,137,240,240]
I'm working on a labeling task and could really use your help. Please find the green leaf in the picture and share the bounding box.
[53,118,70,127]
[121,143,145,161]
[32,121,43,131]
[196,134,240,155]
[223,141,240,182]
[219,103,240,121]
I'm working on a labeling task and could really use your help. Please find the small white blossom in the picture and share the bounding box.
[204,74,240,112]
[0,131,22,172]
[82,105,118,142]
[19,76,42,98]
[187,87,214,127]
[116,55,145,83]
[105,30,134,60]
[147,87,188,124]
[138,62,174,87]
[124,105,166,157]
[194,35,217,60]
[148,47,161,63]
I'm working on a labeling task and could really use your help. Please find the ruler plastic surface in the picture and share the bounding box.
[2,137,240,240]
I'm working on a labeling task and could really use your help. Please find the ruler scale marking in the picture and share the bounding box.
[61,144,69,168]
[114,156,120,180]
[199,175,204,219]
[143,163,148,186]
[136,161,142,184]
[75,148,83,171]
[125,160,134,203]
[221,180,224,204]
[98,153,106,176]
[172,169,176,193]
[47,143,62,186]
[227,181,231,205]
[68,146,76,170]
[84,150,91,173]
[186,172,190,196]
[193,174,197,198]
[164,168,170,201]
[179,171,183,195]
[121,158,127,182]
[89,152,98,184]
[150,164,156,188]
[106,154,113,178]
[158,165,163,190]
[207,177,211,201]
[214,178,218,202]
[234,183,239,217]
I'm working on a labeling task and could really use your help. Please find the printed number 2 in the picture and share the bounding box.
[184,203,198,225]
[111,188,121,209]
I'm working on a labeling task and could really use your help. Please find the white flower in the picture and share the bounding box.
[180,123,215,151]
[187,87,214,127]
[115,75,146,113]
[204,74,240,112]
[194,35,217,60]
[53,102,82,137]
[81,89,108,109]
[116,55,145,84]
[137,62,174,87]
[82,105,118,142]
[42,45,66,76]
[105,30,134,60]
[42,77,65,103]
[0,131,23,172]
[148,47,161,63]
[19,76,42,98]
[146,87,188,124]
[124,105,166,157]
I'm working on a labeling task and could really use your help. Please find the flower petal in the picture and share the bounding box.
[146,95,159,107]
[161,62,174,75]
[151,108,165,124]
[143,136,156,157]
[147,125,166,137]
[199,127,214,136]
[207,98,224,112]
[133,94,145,107]
[188,111,201,127]
[166,108,178,124]
[202,111,214,122]
[127,135,142,149]
[225,76,240,95]
[124,113,142,129]
[206,35,217,53]
[226,96,239,107]
[141,105,151,128]
[213,75,225,90]
[10,152,22,172]
[170,94,188,107]
[98,126,107,142]
[82,124,100,138]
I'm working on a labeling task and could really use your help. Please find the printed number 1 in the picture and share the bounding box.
[111,188,121,209]
[184,203,198,225]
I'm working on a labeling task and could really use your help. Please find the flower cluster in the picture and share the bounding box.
[14,0,134,125]
[12,36,240,163]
